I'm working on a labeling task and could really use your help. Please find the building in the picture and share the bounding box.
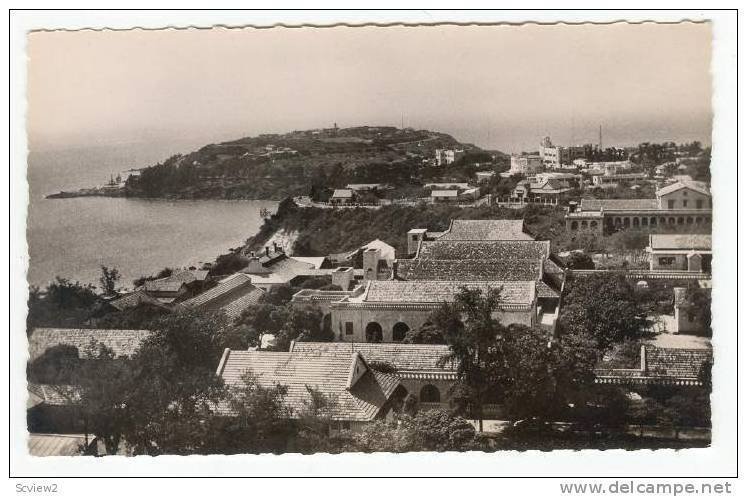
[27,328,151,433]
[539,136,563,168]
[345,183,389,192]
[647,234,712,272]
[329,219,564,343]
[434,149,465,166]
[424,182,470,190]
[135,269,210,305]
[215,347,405,431]
[509,155,543,175]
[330,280,539,343]
[330,189,355,205]
[475,170,496,182]
[290,341,458,411]
[179,273,265,320]
[430,190,459,203]
[673,287,712,334]
[595,345,711,387]
[510,178,573,205]
[565,180,712,234]
[591,172,649,188]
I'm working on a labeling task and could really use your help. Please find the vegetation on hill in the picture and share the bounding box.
[123,126,503,200]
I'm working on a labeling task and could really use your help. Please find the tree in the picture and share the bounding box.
[99,266,121,297]
[27,278,100,329]
[207,372,294,454]
[501,325,597,421]
[559,274,652,350]
[565,252,595,270]
[436,287,508,432]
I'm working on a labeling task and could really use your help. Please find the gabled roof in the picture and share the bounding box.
[349,239,396,261]
[109,290,167,311]
[28,328,151,361]
[181,273,255,308]
[417,240,549,261]
[361,280,535,306]
[28,434,89,457]
[142,279,187,293]
[290,341,457,378]
[437,219,532,241]
[649,234,712,251]
[657,180,711,197]
[216,349,401,421]
[396,258,541,281]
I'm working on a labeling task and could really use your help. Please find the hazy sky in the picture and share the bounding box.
[28,22,712,154]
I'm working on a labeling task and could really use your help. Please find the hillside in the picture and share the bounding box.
[123,126,506,200]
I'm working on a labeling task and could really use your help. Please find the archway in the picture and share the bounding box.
[392,322,409,342]
[365,322,383,343]
[420,384,441,403]
[632,217,640,228]
[570,221,578,230]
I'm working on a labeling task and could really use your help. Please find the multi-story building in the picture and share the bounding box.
[565,180,712,234]
[509,154,543,175]
[434,149,465,166]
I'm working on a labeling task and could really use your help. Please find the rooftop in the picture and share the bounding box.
[649,234,712,251]
[417,240,549,261]
[579,198,660,212]
[396,258,541,281]
[216,349,401,421]
[331,189,354,198]
[180,273,260,314]
[28,328,151,361]
[657,180,711,197]
[360,280,535,306]
[431,190,458,197]
[438,219,532,241]
[290,341,456,377]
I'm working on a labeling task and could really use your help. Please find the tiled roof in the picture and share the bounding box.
[417,240,549,261]
[290,342,456,374]
[220,287,265,319]
[657,180,711,197]
[109,290,166,311]
[28,328,151,361]
[438,219,532,241]
[27,383,81,406]
[536,280,560,298]
[28,434,88,457]
[217,350,401,421]
[649,234,712,251]
[645,346,712,379]
[142,279,186,293]
[363,280,535,305]
[181,273,255,308]
[396,258,541,281]
[580,198,659,211]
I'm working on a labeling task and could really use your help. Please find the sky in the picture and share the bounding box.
[27,22,713,154]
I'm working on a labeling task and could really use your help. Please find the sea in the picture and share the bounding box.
[26,141,278,290]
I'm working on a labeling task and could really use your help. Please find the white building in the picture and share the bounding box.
[509,155,543,175]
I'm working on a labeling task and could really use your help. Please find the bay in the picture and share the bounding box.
[26,142,277,289]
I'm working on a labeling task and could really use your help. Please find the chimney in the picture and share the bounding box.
[391,260,399,280]
[265,246,270,257]
[363,247,380,281]
[245,256,268,274]
[331,267,354,291]
[273,241,279,252]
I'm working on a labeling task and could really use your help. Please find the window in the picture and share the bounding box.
[659,257,675,266]
[420,384,441,403]
[341,421,351,430]
[392,322,409,342]
[683,191,688,196]
[682,200,688,207]
[696,199,704,209]
[667,199,675,209]
[345,322,354,335]
[412,235,418,241]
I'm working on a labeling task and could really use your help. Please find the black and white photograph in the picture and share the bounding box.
[8,8,739,490]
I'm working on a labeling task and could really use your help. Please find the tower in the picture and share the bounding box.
[598,124,603,150]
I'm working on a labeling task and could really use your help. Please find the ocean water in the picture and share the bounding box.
[26,142,277,289]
